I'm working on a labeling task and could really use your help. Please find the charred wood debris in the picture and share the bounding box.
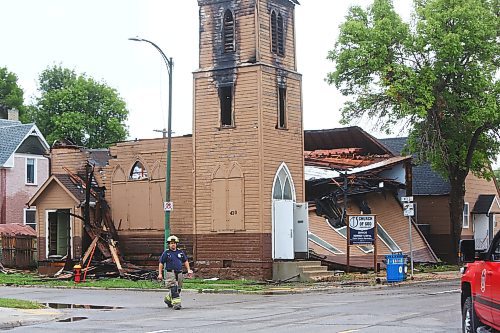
[305,149,405,229]
[51,164,156,281]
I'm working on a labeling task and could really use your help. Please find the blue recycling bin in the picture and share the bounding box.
[385,253,407,282]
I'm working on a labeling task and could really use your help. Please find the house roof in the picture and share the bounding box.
[378,137,451,195]
[379,137,408,156]
[28,174,95,207]
[305,156,411,181]
[472,194,500,214]
[0,223,36,237]
[305,127,393,155]
[0,120,49,167]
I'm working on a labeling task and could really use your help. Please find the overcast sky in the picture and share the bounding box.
[1,1,498,167]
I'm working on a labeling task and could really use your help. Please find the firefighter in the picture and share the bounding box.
[158,235,193,310]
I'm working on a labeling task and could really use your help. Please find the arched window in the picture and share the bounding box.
[277,13,284,56]
[270,10,284,56]
[271,11,277,54]
[273,165,294,200]
[223,10,235,53]
[129,161,148,180]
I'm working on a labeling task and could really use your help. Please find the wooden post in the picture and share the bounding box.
[374,217,378,274]
[346,215,350,273]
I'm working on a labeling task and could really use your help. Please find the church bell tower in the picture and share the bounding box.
[193,0,304,279]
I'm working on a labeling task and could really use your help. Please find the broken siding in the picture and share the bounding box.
[309,192,437,267]
[50,147,88,175]
[103,137,193,235]
[368,192,435,262]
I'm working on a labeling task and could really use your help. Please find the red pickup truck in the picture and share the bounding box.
[460,230,500,333]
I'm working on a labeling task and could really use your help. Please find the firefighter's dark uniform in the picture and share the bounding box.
[159,248,187,309]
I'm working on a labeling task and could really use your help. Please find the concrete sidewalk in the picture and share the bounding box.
[0,307,62,330]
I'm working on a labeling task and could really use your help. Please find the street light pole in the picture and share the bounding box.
[129,37,173,251]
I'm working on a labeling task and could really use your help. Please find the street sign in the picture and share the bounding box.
[404,203,414,216]
[401,196,413,203]
[348,215,376,245]
[163,201,173,211]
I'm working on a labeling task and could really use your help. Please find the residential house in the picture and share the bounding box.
[380,137,500,263]
[0,116,49,231]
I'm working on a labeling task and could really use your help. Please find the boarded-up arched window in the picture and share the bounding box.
[112,166,126,182]
[227,163,244,230]
[223,9,235,53]
[211,163,245,231]
[212,165,226,231]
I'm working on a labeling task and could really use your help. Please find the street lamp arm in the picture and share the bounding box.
[128,36,173,250]
[128,37,173,74]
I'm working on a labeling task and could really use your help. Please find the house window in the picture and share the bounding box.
[223,10,235,53]
[463,202,470,228]
[26,158,36,185]
[130,161,148,180]
[24,208,36,230]
[219,85,234,127]
[270,10,284,56]
[47,210,70,257]
[277,86,287,129]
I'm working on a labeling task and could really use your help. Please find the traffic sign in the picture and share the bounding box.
[403,203,414,216]
[164,201,173,211]
[401,196,413,203]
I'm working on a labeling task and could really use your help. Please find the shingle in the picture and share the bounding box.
[53,174,96,204]
[0,122,36,166]
[471,194,496,214]
[379,137,451,195]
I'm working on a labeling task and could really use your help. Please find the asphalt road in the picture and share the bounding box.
[0,279,461,333]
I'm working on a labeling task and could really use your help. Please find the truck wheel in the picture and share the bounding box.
[462,296,480,333]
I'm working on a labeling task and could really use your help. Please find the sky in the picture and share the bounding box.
[1,0,498,167]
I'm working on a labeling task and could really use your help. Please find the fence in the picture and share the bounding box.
[0,235,37,268]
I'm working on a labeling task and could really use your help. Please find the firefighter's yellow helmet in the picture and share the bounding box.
[167,235,179,243]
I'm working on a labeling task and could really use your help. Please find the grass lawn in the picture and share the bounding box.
[0,272,274,292]
[0,298,44,309]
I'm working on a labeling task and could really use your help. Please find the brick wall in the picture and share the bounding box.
[5,155,49,225]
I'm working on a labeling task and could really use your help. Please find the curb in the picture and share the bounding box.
[0,272,460,295]
[0,308,62,330]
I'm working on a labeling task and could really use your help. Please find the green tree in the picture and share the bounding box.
[495,169,500,184]
[0,67,24,119]
[26,65,128,148]
[327,0,499,261]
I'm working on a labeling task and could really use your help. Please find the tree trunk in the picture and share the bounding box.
[448,177,466,264]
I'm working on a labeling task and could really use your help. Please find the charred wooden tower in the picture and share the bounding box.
[193,0,304,279]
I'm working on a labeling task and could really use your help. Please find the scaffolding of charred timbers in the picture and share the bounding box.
[307,171,404,229]
[52,163,153,280]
